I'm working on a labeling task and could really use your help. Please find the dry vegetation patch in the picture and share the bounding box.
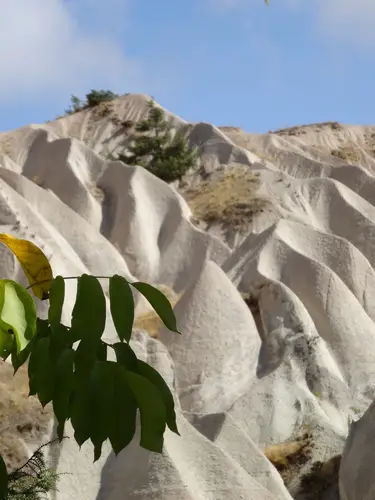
[264,432,341,498]
[90,101,114,121]
[0,361,52,471]
[264,433,313,486]
[272,121,341,136]
[298,454,341,499]
[185,168,269,229]
[331,147,360,163]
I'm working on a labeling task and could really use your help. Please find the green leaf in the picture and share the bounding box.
[0,328,14,361]
[71,275,106,343]
[50,324,73,363]
[27,339,40,396]
[70,339,97,447]
[28,337,54,406]
[0,280,37,355]
[11,338,34,373]
[0,455,8,500]
[109,275,134,342]
[70,386,90,448]
[96,341,107,362]
[112,342,138,372]
[123,368,167,453]
[53,348,75,438]
[131,282,180,334]
[137,360,179,434]
[48,276,65,328]
[36,318,51,338]
[89,361,116,461]
[74,339,97,380]
[109,364,138,454]
[36,341,55,407]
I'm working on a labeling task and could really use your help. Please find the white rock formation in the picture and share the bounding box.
[1,93,375,498]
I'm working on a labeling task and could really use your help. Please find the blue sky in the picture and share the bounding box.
[1,0,375,133]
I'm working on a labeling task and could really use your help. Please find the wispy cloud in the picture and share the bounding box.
[206,0,260,13]
[313,0,375,47]
[0,0,140,105]
[208,0,375,48]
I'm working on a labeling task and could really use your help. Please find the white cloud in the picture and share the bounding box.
[0,0,141,104]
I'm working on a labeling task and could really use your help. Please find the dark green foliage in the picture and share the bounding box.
[88,361,117,461]
[11,339,34,374]
[85,89,118,108]
[109,364,138,454]
[96,341,107,362]
[123,369,167,452]
[53,348,75,439]
[48,276,65,329]
[70,275,106,343]
[137,360,179,434]
[64,95,83,115]
[117,100,198,182]
[0,457,7,500]
[112,342,138,371]
[64,90,119,115]
[9,275,179,464]
[6,441,60,500]
[109,275,134,342]
[28,337,55,405]
[0,273,180,498]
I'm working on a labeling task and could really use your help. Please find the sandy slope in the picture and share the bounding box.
[1,94,375,498]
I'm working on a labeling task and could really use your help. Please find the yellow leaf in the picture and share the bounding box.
[0,234,53,300]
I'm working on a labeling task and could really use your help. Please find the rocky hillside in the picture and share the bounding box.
[0,93,375,499]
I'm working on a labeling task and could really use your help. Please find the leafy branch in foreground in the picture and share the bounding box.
[0,234,180,499]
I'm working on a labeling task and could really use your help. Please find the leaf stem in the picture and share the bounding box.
[26,275,112,291]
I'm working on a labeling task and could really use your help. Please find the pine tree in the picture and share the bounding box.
[64,95,83,115]
[117,100,198,182]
